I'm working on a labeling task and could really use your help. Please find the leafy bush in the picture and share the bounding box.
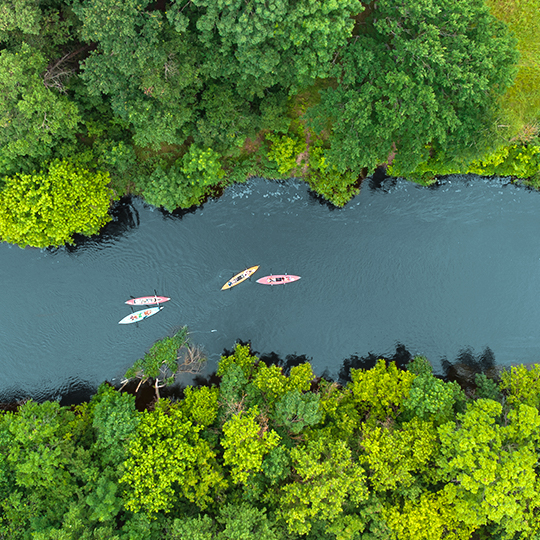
[142,146,226,211]
[266,133,306,175]
[306,146,359,207]
[467,144,540,178]
[0,159,115,247]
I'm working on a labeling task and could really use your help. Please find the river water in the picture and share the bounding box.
[1,174,540,403]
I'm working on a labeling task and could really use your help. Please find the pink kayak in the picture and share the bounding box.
[256,274,301,285]
[125,295,170,306]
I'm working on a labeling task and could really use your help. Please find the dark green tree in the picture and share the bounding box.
[167,0,361,99]
[309,0,519,176]
[73,0,202,148]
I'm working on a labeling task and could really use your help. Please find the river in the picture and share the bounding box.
[1,174,540,403]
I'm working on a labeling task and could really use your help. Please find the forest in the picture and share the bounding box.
[1,337,540,540]
[0,0,539,247]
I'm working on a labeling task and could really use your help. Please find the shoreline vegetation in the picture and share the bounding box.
[0,0,539,248]
[1,335,540,539]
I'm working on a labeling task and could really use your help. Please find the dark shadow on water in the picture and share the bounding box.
[59,382,96,407]
[338,342,413,384]
[442,346,499,391]
[49,196,141,254]
[158,203,199,221]
[368,166,391,191]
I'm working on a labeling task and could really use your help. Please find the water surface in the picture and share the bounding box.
[1,174,539,401]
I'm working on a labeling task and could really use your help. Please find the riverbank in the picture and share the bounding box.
[0,343,538,539]
[2,176,540,403]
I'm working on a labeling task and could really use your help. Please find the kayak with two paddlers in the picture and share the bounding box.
[221,266,260,290]
[256,274,301,285]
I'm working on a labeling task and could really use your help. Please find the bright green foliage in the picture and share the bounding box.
[310,0,518,176]
[287,363,315,393]
[0,159,114,248]
[120,400,225,514]
[181,145,225,187]
[403,374,457,424]
[384,491,475,540]
[123,327,190,394]
[500,364,540,408]
[0,43,81,175]
[361,418,439,494]
[317,380,360,442]
[217,344,258,379]
[467,144,540,178]
[278,437,368,535]
[437,399,540,538]
[486,0,540,139]
[252,363,290,405]
[170,0,361,98]
[179,385,220,428]
[221,407,281,484]
[307,145,359,207]
[396,142,540,183]
[266,133,307,175]
[349,359,415,422]
[251,362,315,410]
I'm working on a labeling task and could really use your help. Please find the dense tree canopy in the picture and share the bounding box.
[0,343,539,539]
[0,0,536,246]
[309,0,519,176]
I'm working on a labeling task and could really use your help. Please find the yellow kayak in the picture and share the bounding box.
[221,265,259,290]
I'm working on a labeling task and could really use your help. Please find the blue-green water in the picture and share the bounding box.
[1,175,540,402]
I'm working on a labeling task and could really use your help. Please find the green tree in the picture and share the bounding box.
[221,407,281,485]
[0,401,92,538]
[122,327,206,399]
[499,363,540,408]
[168,0,361,98]
[141,146,225,211]
[0,44,81,176]
[73,0,201,148]
[90,384,141,468]
[120,400,225,514]
[277,437,368,536]
[436,399,540,538]
[0,159,114,248]
[361,418,439,495]
[348,359,415,423]
[309,0,518,177]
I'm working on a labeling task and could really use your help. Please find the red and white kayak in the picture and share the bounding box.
[119,306,163,325]
[125,295,170,306]
[256,274,301,285]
